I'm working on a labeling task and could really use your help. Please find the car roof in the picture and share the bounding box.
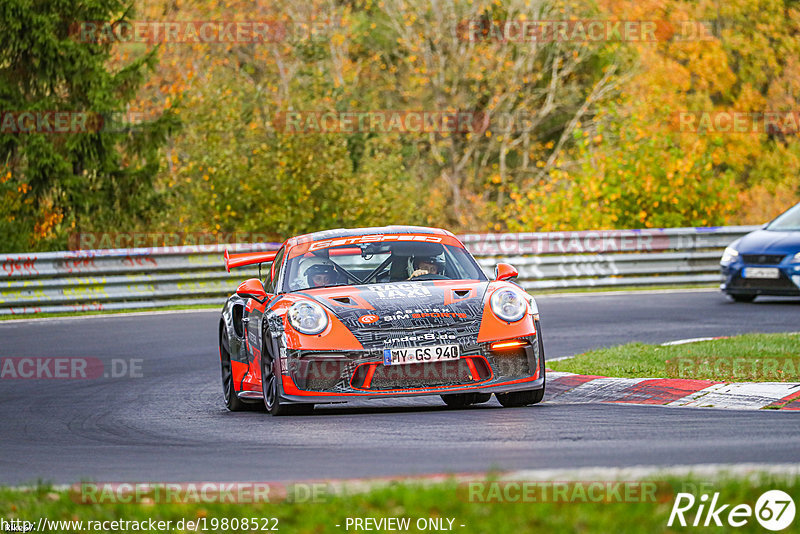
[285,226,456,248]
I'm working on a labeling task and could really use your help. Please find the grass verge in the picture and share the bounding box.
[1,473,797,533]
[548,333,800,381]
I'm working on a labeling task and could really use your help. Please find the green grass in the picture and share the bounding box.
[0,304,218,321]
[549,333,800,381]
[1,473,797,533]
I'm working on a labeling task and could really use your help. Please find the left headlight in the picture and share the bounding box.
[792,252,800,263]
[490,289,527,322]
[288,301,329,335]
[721,245,739,264]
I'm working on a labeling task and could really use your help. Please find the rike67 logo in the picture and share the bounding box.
[668,490,795,531]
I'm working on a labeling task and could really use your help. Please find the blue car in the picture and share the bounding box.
[721,202,800,302]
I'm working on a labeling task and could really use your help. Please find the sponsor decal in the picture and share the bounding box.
[382,333,456,345]
[366,283,432,300]
[358,314,379,324]
[383,308,468,322]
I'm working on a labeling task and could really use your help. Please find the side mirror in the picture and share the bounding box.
[494,263,518,281]
[236,278,267,303]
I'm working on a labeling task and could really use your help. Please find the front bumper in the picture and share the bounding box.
[278,334,544,403]
[721,261,800,297]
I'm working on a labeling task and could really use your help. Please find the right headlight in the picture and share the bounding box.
[721,245,739,264]
[791,252,800,264]
[287,301,328,335]
[490,288,527,323]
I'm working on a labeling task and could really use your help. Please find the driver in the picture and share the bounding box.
[408,256,443,279]
[301,258,338,288]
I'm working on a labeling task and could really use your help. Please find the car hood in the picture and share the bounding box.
[736,230,800,256]
[298,280,490,348]
[301,280,489,327]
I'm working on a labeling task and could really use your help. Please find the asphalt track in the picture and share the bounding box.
[1,289,799,484]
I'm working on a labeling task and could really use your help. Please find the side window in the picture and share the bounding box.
[264,246,285,294]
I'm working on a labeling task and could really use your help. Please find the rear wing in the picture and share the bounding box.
[223,249,278,273]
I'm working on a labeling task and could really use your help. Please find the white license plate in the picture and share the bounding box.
[383,345,460,366]
[743,267,780,279]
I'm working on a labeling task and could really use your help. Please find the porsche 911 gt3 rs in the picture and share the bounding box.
[219,226,545,415]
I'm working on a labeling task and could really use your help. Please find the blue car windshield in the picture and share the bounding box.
[766,203,800,231]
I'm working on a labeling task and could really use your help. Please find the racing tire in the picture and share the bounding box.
[496,387,545,408]
[261,347,314,416]
[731,294,756,303]
[220,327,248,412]
[440,392,492,407]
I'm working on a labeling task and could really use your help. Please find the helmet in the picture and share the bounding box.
[300,257,337,287]
[410,254,444,276]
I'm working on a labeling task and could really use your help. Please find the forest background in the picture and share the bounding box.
[2,0,799,252]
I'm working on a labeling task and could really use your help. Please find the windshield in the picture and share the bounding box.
[766,203,800,231]
[284,240,487,291]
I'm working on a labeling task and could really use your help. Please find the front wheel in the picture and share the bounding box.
[261,349,313,416]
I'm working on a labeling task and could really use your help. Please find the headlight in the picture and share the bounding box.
[288,301,328,335]
[721,246,739,264]
[792,252,800,263]
[490,289,527,322]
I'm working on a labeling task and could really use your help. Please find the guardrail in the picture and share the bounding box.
[0,226,757,315]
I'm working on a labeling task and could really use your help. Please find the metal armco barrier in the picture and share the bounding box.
[0,226,758,315]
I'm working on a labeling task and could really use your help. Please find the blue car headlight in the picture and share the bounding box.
[490,289,527,322]
[792,252,800,264]
[721,246,739,264]
[288,301,328,335]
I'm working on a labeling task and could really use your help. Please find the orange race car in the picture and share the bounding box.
[219,226,545,415]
